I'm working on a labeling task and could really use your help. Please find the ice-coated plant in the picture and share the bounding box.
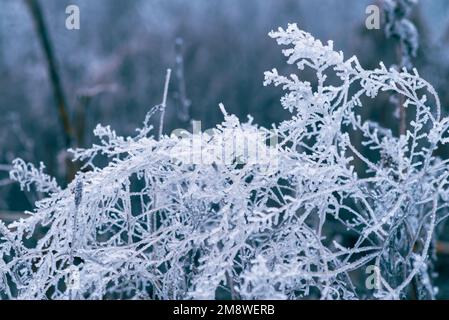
[1,23,449,300]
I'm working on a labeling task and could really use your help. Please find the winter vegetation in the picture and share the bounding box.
[3,0,449,300]
[2,19,449,300]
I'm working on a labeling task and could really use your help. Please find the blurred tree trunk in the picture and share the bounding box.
[25,0,76,182]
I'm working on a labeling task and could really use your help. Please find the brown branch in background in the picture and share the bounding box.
[398,94,406,136]
[25,0,73,148]
[74,84,118,148]
[225,270,240,300]
[397,42,407,136]
[89,41,146,83]
[74,96,88,149]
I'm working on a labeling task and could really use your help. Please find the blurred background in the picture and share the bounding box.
[1,0,449,298]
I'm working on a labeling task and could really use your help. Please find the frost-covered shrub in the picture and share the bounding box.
[2,24,449,300]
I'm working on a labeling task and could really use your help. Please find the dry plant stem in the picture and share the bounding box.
[68,204,78,300]
[225,271,239,300]
[69,180,83,300]
[397,43,407,136]
[25,0,78,183]
[25,0,73,148]
[74,96,90,149]
[399,93,406,136]
[158,69,172,140]
[155,69,171,233]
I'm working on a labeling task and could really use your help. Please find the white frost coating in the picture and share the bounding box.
[1,24,449,300]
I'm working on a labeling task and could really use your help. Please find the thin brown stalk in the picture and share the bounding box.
[158,69,172,140]
[25,0,73,148]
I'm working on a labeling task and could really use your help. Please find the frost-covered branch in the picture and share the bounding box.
[1,23,449,300]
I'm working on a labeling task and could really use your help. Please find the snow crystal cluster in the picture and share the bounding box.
[1,23,449,300]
